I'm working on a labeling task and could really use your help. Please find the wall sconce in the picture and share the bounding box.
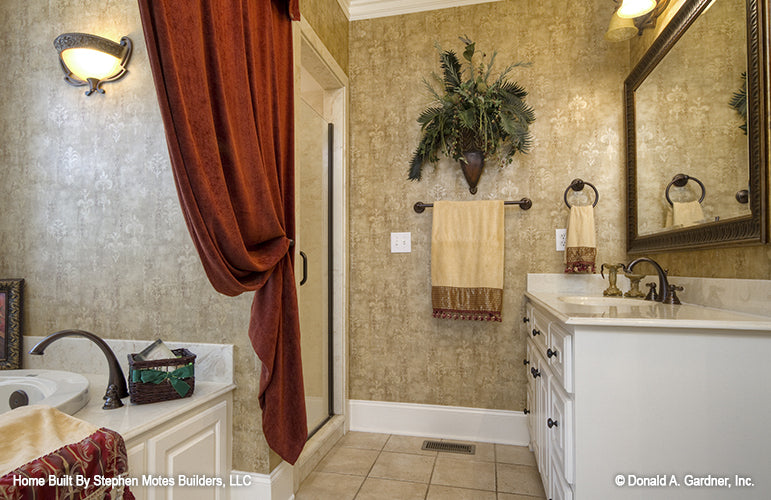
[605,0,671,42]
[616,0,657,18]
[54,33,133,96]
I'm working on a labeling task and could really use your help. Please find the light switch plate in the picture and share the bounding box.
[391,232,411,253]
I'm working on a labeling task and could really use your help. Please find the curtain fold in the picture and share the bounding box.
[137,0,306,464]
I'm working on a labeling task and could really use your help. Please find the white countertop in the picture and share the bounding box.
[74,374,235,441]
[526,291,771,332]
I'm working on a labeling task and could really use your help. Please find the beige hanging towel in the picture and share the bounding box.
[665,200,705,228]
[564,205,596,273]
[431,200,504,321]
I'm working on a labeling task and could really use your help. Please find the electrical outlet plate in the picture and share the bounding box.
[556,229,567,251]
[391,232,411,253]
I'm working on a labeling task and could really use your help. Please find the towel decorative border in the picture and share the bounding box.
[432,286,503,321]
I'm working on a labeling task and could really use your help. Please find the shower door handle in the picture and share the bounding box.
[299,251,308,286]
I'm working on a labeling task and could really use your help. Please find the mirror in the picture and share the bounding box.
[0,279,23,370]
[625,0,768,252]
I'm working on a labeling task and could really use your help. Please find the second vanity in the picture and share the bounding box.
[524,274,771,500]
[22,337,235,500]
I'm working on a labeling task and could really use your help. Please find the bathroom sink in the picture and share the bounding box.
[558,296,657,307]
[0,369,89,415]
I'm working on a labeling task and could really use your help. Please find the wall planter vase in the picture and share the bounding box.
[460,151,484,194]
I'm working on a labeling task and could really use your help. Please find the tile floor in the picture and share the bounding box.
[296,432,546,500]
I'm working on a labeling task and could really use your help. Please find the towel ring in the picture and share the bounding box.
[564,178,598,208]
[665,174,705,206]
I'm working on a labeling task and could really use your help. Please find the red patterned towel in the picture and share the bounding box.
[0,427,134,500]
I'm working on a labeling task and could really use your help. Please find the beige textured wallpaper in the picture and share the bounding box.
[348,0,629,410]
[0,0,270,474]
[300,0,349,73]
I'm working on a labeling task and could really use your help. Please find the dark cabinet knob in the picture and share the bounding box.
[524,408,530,415]
[523,316,530,323]
[547,418,558,428]
[531,367,541,378]
[523,359,530,366]
[531,329,541,337]
[547,348,558,359]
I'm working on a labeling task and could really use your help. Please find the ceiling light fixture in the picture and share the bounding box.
[54,33,133,96]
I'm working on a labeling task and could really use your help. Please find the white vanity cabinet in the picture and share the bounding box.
[125,392,232,500]
[525,302,574,500]
[525,292,771,500]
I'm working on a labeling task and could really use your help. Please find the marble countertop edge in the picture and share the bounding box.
[74,373,236,441]
[525,291,771,332]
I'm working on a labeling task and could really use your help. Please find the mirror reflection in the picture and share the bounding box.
[634,0,749,236]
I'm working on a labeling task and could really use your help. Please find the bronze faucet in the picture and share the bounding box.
[626,258,670,303]
[29,329,128,409]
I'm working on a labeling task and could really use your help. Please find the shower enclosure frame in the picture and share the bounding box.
[291,15,348,473]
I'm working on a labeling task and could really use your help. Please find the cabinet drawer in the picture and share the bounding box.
[547,375,574,484]
[548,322,573,393]
[529,305,549,356]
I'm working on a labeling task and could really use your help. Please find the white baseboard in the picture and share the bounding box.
[229,461,294,500]
[348,399,530,446]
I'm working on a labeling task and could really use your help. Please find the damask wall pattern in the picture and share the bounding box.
[0,0,270,474]
[348,0,630,410]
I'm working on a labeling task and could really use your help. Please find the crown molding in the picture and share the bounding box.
[336,0,351,19]
[349,0,501,21]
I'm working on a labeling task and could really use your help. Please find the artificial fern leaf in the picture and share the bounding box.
[418,106,443,126]
[439,50,462,91]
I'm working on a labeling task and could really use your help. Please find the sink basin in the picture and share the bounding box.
[558,296,658,307]
[0,369,89,415]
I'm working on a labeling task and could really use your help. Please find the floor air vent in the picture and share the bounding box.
[421,440,475,455]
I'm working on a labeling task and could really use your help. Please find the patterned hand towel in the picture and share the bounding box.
[564,205,596,273]
[665,200,705,228]
[431,200,504,321]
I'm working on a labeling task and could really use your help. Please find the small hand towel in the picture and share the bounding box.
[431,200,504,321]
[665,200,705,228]
[564,205,596,273]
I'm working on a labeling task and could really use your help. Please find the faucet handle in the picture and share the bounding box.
[644,282,658,301]
[664,284,684,305]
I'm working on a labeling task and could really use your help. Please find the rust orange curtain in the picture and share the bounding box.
[137,0,306,464]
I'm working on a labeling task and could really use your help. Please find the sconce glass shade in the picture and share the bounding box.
[616,0,657,18]
[605,12,639,41]
[54,33,132,96]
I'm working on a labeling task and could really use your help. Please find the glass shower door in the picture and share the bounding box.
[295,99,332,435]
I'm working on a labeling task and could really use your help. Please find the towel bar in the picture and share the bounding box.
[413,198,532,213]
[564,178,598,208]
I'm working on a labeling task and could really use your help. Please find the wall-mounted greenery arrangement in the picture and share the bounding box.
[408,36,535,193]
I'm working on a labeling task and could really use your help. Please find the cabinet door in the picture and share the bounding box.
[146,400,229,500]
[548,375,574,484]
[525,340,538,454]
[127,442,147,500]
[549,453,574,500]
[548,322,573,393]
[533,352,551,481]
